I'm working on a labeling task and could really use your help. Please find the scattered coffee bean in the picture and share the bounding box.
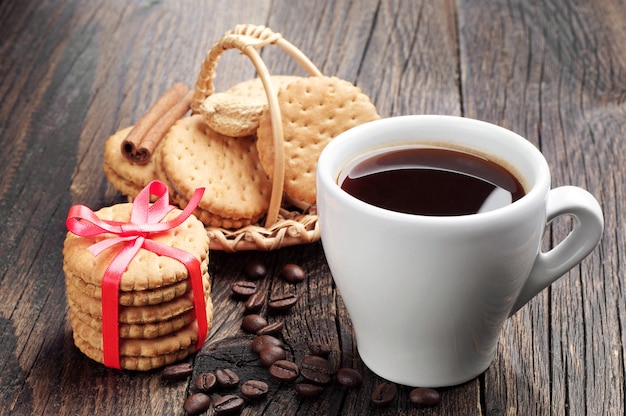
[280,263,306,283]
[300,355,334,385]
[244,260,267,280]
[194,372,217,392]
[409,387,441,407]
[251,335,284,354]
[183,392,211,415]
[335,368,363,388]
[241,314,268,334]
[162,362,193,381]
[308,342,332,358]
[213,394,245,415]
[231,280,257,297]
[240,380,269,400]
[295,383,324,398]
[256,320,284,336]
[370,382,398,407]
[174,255,451,414]
[269,360,299,382]
[268,293,298,313]
[215,369,240,388]
[244,291,266,313]
[259,344,287,367]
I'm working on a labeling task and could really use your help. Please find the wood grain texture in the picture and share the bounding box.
[0,0,623,414]
[458,1,626,415]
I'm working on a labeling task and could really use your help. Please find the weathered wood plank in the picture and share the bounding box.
[0,1,276,414]
[0,0,623,414]
[459,0,626,415]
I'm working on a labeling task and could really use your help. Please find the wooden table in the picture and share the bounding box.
[1,0,624,414]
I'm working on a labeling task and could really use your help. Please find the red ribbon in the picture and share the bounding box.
[66,180,207,369]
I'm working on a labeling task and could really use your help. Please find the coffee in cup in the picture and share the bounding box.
[316,115,604,387]
[339,146,526,216]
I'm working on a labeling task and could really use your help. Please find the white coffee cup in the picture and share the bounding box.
[316,115,604,387]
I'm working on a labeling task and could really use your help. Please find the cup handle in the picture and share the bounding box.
[509,186,604,316]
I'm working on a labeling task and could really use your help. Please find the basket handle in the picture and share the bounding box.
[192,24,322,227]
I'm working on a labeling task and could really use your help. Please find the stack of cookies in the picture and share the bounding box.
[63,202,213,371]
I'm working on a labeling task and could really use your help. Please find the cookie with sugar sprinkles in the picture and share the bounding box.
[256,76,379,204]
[103,126,158,199]
[157,114,272,228]
[62,202,209,292]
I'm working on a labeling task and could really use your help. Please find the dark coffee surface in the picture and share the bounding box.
[340,147,525,216]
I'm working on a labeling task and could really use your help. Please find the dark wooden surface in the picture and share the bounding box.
[1,0,624,414]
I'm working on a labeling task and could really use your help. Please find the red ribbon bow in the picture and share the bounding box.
[66,180,207,369]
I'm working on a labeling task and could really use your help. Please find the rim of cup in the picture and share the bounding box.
[317,115,551,225]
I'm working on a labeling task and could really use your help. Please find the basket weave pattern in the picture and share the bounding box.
[193,24,322,252]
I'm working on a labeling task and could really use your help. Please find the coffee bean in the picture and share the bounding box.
[194,372,217,392]
[241,314,268,334]
[256,320,284,336]
[409,387,441,407]
[244,260,267,280]
[335,368,363,388]
[183,392,211,415]
[370,382,398,407]
[240,380,269,400]
[300,355,334,385]
[251,335,284,354]
[295,383,324,398]
[280,263,306,283]
[259,344,287,367]
[267,293,298,313]
[308,342,332,358]
[231,280,257,297]
[213,394,245,415]
[244,292,266,313]
[215,369,240,388]
[269,360,299,382]
[162,362,193,381]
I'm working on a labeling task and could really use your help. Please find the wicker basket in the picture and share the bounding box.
[192,24,322,252]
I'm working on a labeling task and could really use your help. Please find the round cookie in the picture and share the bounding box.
[66,269,211,339]
[65,267,210,316]
[157,115,272,228]
[62,203,209,291]
[70,301,195,339]
[69,293,213,371]
[72,329,198,371]
[65,258,209,307]
[256,76,379,204]
[103,126,159,199]
[69,314,200,357]
[67,282,197,324]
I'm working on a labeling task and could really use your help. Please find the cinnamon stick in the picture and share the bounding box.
[121,83,190,164]
[140,89,194,158]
